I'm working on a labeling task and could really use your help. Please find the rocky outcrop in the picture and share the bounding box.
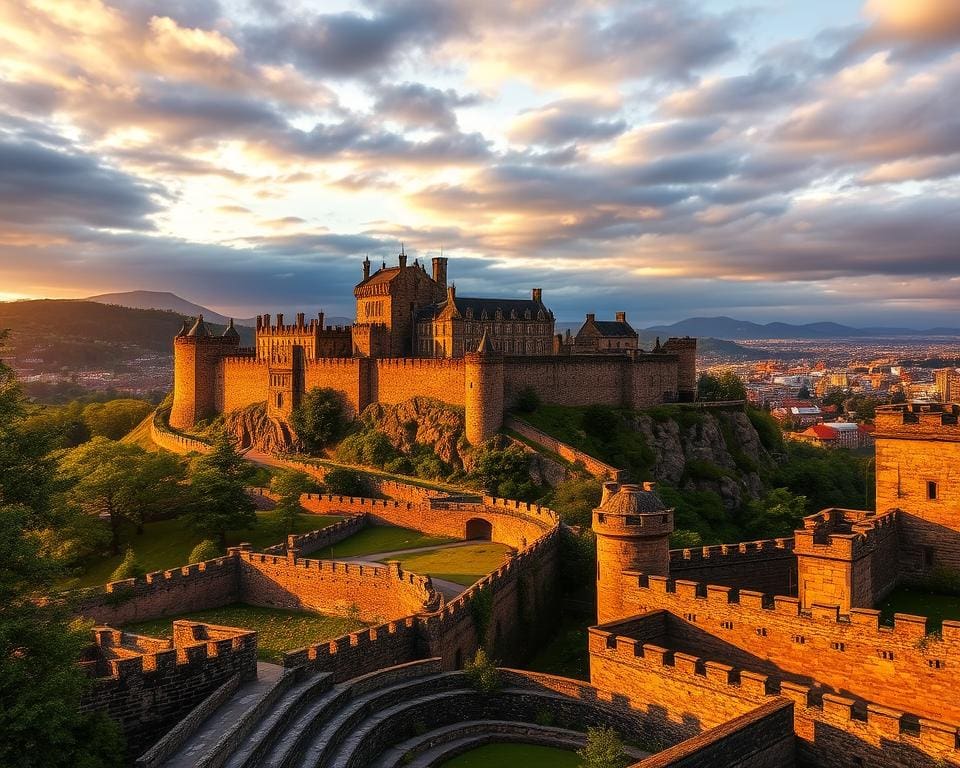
[225,402,297,453]
[359,397,467,469]
[628,409,771,510]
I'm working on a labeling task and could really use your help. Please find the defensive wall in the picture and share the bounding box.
[149,407,211,454]
[875,403,960,573]
[668,538,797,597]
[80,621,257,758]
[589,610,960,768]
[794,508,900,612]
[617,573,960,727]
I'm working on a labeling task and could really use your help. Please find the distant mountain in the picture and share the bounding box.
[644,316,960,340]
[86,290,353,328]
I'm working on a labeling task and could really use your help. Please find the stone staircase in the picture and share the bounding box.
[158,659,648,768]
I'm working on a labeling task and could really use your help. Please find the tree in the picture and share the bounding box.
[270,469,316,535]
[185,432,261,549]
[58,438,186,555]
[463,648,500,693]
[697,371,746,402]
[547,477,602,528]
[109,547,145,581]
[797,384,811,400]
[188,539,221,563]
[578,726,628,768]
[323,468,365,497]
[515,387,541,413]
[745,488,808,538]
[290,387,347,452]
[467,444,534,498]
[82,399,153,440]
[582,404,618,439]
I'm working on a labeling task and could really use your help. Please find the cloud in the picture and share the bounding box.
[661,67,803,117]
[863,0,960,46]
[509,100,627,145]
[373,82,479,130]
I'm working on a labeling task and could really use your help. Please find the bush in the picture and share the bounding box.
[463,648,500,693]
[290,388,347,452]
[578,726,628,768]
[324,468,365,497]
[466,444,533,497]
[515,387,541,413]
[188,539,221,563]
[110,548,145,581]
[697,371,746,402]
[547,477,602,527]
[582,404,618,439]
[670,529,703,548]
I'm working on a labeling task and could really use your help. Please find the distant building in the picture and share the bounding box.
[796,421,874,448]
[571,312,639,354]
[935,368,960,402]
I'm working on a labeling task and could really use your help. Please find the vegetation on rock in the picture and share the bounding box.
[290,387,347,451]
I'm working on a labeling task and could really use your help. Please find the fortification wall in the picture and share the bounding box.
[372,358,466,406]
[503,356,628,408]
[237,551,438,623]
[260,514,367,557]
[505,415,625,481]
[74,556,240,626]
[217,356,270,413]
[81,622,257,758]
[669,539,797,596]
[629,356,681,408]
[303,358,366,414]
[619,573,960,725]
[590,611,960,768]
[149,411,211,454]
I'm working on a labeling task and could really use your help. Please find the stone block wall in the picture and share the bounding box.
[669,539,797,596]
[373,358,466,406]
[303,357,368,415]
[618,573,960,725]
[81,621,257,758]
[217,355,270,414]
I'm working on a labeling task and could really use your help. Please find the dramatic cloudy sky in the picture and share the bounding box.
[1,0,959,325]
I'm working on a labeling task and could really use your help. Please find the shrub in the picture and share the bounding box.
[578,726,628,768]
[188,539,220,563]
[324,468,365,497]
[515,387,541,413]
[110,548,145,581]
[582,404,618,439]
[464,648,500,693]
[290,387,347,451]
[670,529,703,549]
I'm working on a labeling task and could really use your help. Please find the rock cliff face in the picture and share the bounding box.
[225,402,297,453]
[628,409,771,509]
[359,397,467,469]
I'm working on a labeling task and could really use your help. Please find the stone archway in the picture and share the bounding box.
[465,517,493,541]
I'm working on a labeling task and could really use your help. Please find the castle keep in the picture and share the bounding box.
[170,254,697,443]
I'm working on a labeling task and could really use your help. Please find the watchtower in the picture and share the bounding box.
[170,316,239,430]
[463,331,504,445]
[593,481,674,623]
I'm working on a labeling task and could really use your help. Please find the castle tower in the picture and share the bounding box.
[464,331,504,445]
[593,481,674,623]
[170,316,237,430]
[662,337,697,402]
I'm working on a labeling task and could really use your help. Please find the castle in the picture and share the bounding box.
[79,402,960,765]
[169,253,697,444]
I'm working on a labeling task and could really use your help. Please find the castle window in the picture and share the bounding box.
[879,650,895,660]
[756,627,768,637]
[927,480,938,500]
[831,641,845,652]
[277,393,283,408]
[684,613,697,623]
[721,621,734,630]
[792,635,805,644]
[928,659,944,669]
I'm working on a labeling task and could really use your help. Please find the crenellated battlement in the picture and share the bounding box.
[588,615,960,756]
[670,538,795,565]
[219,355,266,367]
[375,357,466,370]
[794,508,899,560]
[875,402,960,441]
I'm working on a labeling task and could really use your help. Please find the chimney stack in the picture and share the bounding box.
[318,311,325,329]
[276,313,283,328]
[532,288,542,302]
[586,313,596,322]
[432,256,448,288]
[616,311,626,322]
[296,312,305,328]
[362,256,371,281]
[399,245,407,269]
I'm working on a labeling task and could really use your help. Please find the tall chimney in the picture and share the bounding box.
[296,312,305,328]
[586,313,595,322]
[432,256,448,288]
[362,256,371,281]
[276,313,283,328]
[398,245,407,269]
[616,311,626,322]
[318,311,325,329]
[532,288,542,302]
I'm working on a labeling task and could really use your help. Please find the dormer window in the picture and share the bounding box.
[524,309,531,319]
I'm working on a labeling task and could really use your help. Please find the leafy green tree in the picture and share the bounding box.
[109,547,145,581]
[186,434,258,549]
[515,387,541,413]
[20,401,90,448]
[323,468,365,497]
[82,399,153,440]
[578,726,628,768]
[188,539,221,563]
[670,529,704,548]
[745,488,808,538]
[797,384,811,400]
[582,405,618,439]
[463,648,500,693]
[270,469,316,535]
[547,477,602,527]
[58,437,186,555]
[697,371,747,402]
[467,444,534,497]
[290,387,347,452]
[822,388,848,410]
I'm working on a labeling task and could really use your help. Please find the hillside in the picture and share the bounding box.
[0,299,253,373]
[644,315,960,340]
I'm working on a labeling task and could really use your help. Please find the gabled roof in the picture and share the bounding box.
[802,424,838,439]
[590,320,637,337]
[416,296,551,322]
[355,266,401,290]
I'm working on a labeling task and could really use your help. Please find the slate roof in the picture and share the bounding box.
[416,296,552,322]
[591,320,637,337]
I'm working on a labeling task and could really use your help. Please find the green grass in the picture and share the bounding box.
[324,524,456,559]
[65,511,343,588]
[877,586,960,630]
[121,410,160,451]
[121,603,367,663]
[439,743,582,767]
[385,542,513,587]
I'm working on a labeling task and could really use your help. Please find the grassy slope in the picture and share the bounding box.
[439,743,581,767]
[877,586,960,630]
[67,511,343,588]
[385,542,513,587]
[121,409,160,451]
[122,604,366,663]
[325,525,455,559]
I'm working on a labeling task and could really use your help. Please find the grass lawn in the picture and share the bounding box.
[526,611,593,681]
[877,586,960,630]
[440,743,582,767]
[385,542,513,587]
[121,603,367,663]
[66,511,343,589]
[323,524,456,559]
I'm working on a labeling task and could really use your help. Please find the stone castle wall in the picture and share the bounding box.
[504,415,625,481]
[668,539,797,597]
[619,573,960,726]
[81,622,257,758]
[590,611,959,768]
[303,358,368,414]
[373,358,467,406]
[218,355,270,414]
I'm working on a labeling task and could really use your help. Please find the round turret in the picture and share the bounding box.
[464,331,504,445]
[593,481,674,623]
